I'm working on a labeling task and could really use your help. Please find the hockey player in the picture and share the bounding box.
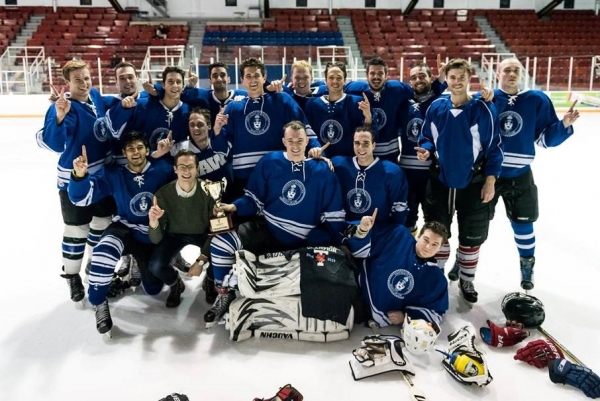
[332,126,408,225]
[469,57,579,290]
[68,131,174,335]
[206,121,346,324]
[105,66,191,151]
[304,61,374,158]
[281,60,327,110]
[398,61,448,236]
[344,56,414,162]
[416,58,503,303]
[214,57,322,198]
[344,210,449,327]
[148,149,215,308]
[37,59,115,303]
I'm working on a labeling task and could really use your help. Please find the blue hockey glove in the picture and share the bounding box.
[548,359,600,399]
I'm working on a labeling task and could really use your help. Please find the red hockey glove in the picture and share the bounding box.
[514,339,565,368]
[480,320,529,347]
[253,384,303,401]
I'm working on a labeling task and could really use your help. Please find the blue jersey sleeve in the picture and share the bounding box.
[535,93,574,148]
[105,101,135,139]
[68,169,113,207]
[478,100,503,178]
[37,105,72,153]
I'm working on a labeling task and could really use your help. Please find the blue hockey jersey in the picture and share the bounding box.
[68,160,174,243]
[37,88,113,189]
[233,152,346,247]
[344,80,414,162]
[282,82,328,111]
[331,156,408,225]
[493,89,574,178]
[419,96,503,189]
[345,224,448,326]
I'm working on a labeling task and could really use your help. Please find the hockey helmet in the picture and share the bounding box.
[501,292,545,328]
[402,314,441,355]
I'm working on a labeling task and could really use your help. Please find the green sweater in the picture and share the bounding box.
[149,179,215,244]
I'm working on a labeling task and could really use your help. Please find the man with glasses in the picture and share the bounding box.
[147,149,215,308]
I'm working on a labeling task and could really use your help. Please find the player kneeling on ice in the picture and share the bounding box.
[206,121,346,326]
[344,209,449,330]
[69,132,174,336]
[227,246,357,342]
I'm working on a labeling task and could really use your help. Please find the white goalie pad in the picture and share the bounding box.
[234,250,301,298]
[350,335,416,380]
[227,295,353,342]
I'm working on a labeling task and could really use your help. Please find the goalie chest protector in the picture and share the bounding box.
[299,246,358,325]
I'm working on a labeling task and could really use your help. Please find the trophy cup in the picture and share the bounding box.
[202,178,234,234]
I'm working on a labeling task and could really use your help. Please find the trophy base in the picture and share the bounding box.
[209,215,234,235]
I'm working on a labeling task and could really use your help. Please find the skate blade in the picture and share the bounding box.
[75,298,87,309]
[204,316,227,329]
[102,329,113,339]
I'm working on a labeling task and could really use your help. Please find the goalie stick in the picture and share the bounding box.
[368,320,428,401]
[538,326,587,369]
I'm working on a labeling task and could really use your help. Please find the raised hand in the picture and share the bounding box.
[414,146,430,161]
[480,82,494,102]
[563,100,580,128]
[49,84,60,103]
[359,208,378,233]
[213,107,228,135]
[358,92,372,123]
[142,71,158,96]
[266,73,287,93]
[155,131,175,155]
[55,87,71,123]
[437,53,447,82]
[121,90,139,109]
[148,196,164,229]
[187,63,198,88]
[72,145,88,177]
[307,141,330,159]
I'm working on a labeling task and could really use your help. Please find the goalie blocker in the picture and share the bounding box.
[227,295,353,342]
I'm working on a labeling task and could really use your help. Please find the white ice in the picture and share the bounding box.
[0,112,598,401]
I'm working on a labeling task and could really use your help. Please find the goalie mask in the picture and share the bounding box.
[501,292,545,328]
[402,315,441,355]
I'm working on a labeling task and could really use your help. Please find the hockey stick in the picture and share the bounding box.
[569,92,600,108]
[538,326,587,368]
[368,320,428,401]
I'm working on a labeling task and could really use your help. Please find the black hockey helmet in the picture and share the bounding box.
[501,292,545,328]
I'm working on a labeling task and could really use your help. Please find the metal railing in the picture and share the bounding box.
[0,46,45,95]
[140,45,186,82]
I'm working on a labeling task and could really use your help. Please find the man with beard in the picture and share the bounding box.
[69,131,174,335]
[416,59,502,304]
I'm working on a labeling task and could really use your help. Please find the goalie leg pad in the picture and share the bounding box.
[350,335,416,380]
[227,295,353,342]
[234,250,301,298]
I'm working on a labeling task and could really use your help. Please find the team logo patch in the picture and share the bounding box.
[244,110,270,136]
[130,191,153,217]
[372,108,387,129]
[347,188,372,214]
[319,119,344,144]
[387,269,415,299]
[499,111,523,138]
[406,118,423,143]
[149,127,170,150]
[280,179,306,206]
[93,118,109,142]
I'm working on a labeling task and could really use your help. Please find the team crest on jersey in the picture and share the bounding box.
[372,108,387,129]
[499,111,523,138]
[406,118,423,142]
[149,127,170,150]
[245,110,270,136]
[130,191,153,217]
[347,188,372,214]
[387,269,415,299]
[319,119,343,144]
[93,117,109,142]
[280,179,306,206]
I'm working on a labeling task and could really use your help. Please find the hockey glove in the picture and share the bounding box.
[253,384,304,401]
[158,394,189,401]
[480,319,529,347]
[549,359,600,399]
[350,335,415,380]
[440,325,493,387]
[514,339,564,369]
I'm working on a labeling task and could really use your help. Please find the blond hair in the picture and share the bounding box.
[62,59,90,81]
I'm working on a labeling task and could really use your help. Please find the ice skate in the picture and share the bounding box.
[459,278,478,303]
[166,276,185,308]
[520,256,535,291]
[117,254,132,277]
[61,272,85,304]
[107,274,131,298]
[202,275,218,304]
[171,253,191,274]
[204,287,236,328]
[448,259,460,281]
[128,256,141,288]
[94,299,113,338]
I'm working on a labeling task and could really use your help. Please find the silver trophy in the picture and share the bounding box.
[202,178,233,233]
